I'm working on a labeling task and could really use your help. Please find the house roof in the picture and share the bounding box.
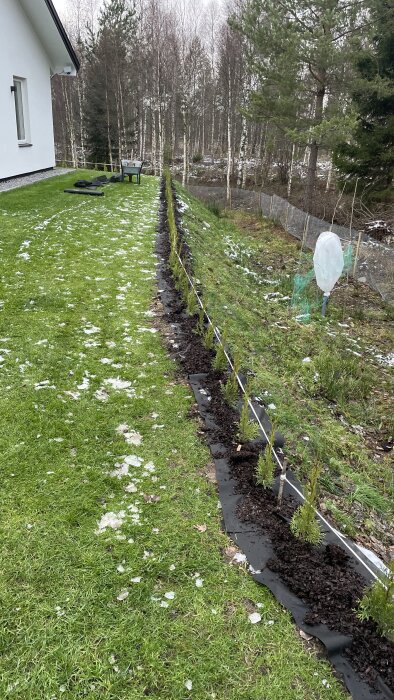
[19,0,80,75]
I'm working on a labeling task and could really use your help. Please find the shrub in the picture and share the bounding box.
[206,201,221,217]
[223,353,241,406]
[187,288,199,316]
[203,324,215,350]
[196,307,205,335]
[238,385,259,442]
[256,424,276,488]
[314,351,373,405]
[213,327,228,371]
[192,153,203,163]
[290,464,323,545]
[357,561,394,641]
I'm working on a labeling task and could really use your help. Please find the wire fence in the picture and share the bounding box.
[187,185,394,303]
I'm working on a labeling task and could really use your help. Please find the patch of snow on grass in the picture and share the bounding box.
[96,511,126,533]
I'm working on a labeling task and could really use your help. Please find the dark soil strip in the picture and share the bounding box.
[156,178,394,700]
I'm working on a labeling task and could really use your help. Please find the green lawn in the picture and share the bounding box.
[0,171,345,699]
[178,185,393,554]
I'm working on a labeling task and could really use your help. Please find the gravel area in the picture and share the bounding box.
[0,168,75,193]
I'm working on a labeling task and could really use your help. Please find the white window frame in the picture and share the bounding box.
[13,77,31,146]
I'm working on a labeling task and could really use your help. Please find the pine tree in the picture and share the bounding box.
[232,0,368,212]
[334,0,394,198]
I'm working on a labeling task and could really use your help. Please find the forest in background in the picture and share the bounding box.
[53,0,394,223]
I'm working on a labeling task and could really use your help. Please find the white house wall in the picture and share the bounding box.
[0,0,56,179]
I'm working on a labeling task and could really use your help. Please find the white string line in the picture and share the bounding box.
[169,201,380,583]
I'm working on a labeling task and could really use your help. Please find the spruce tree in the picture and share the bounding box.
[84,0,137,165]
[334,0,394,198]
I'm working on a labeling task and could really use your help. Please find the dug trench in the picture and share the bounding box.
[155,178,394,700]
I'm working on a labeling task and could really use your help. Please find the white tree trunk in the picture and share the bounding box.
[77,77,85,167]
[226,79,232,204]
[152,107,157,176]
[63,81,77,167]
[142,107,147,160]
[158,102,164,177]
[237,114,247,188]
[182,100,188,187]
[325,160,333,192]
[287,143,296,198]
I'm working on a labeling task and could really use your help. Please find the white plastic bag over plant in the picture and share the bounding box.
[313,231,344,295]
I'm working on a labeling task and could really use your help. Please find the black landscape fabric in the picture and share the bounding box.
[64,189,104,196]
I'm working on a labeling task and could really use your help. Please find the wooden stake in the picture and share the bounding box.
[353,230,363,277]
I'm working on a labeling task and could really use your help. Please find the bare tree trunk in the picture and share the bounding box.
[63,80,77,167]
[237,113,247,188]
[152,105,157,176]
[202,71,206,157]
[287,142,296,198]
[181,99,188,187]
[104,79,113,170]
[158,102,164,176]
[226,77,232,204]
[77,77,85,167]
[116,91,122,164]
[304,85,325,213]
[325,160,333,192]
[118,77,127,158]
[210,103,215,163]
[187,126,191,184]
[142,106,147,159]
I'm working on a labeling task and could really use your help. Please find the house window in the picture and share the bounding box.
[13,78,30,144]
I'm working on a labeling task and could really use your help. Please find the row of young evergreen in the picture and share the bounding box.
[165,167,393,643]
[53,0,394,212]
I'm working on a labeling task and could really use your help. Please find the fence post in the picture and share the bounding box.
[285,203,290,231]
[301,214,310,252]
[269,195,273,218]
[353,231,363,276]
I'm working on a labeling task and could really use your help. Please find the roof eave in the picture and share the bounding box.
[43,0,80,73]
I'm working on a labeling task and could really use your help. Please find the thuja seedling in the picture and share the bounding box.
[290,463,323,545]
[187,288,199,316]
[357,561,394,641]
[238,386,259,443]
[203,323,215,350]
[223,353,241,406]
[256,424,276,488]
[196,307,205,335]
[213,327,228,371]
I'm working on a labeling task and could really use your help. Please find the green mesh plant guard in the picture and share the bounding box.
[343,244,354,273]
[291,268,316,323]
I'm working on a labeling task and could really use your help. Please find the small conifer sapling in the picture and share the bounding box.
[223,353,241,405]
[203,323,215,350]
[357,561,394,641]
[213,327,228,371]
[187,288,198,316]
[197,307,205,335]
[290,464,322,545]
[238,385,259,442]
[256,424,276,488]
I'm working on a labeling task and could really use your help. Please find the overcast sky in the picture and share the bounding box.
[52,0,223,19]
[53,0,67,15]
